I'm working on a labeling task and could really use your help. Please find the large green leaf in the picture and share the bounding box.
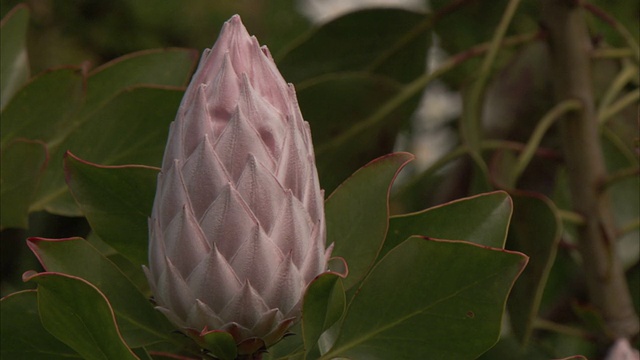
[1,48,196,221]
[35,86,183,216]
[322,237,528,359]
[382,191,513,259]
[299,74,418,193]
[302,273,346,359]
[325,152,414,290]
[506,192,561,345]
[26,237,175,348]
[24,271,139,360]
[65,153,158,265]
[82,48,197,117]
[0,67,85,147]
[0,139,48,229]
[278,8,429,84]
[0,290,81,359]
[0,4,30,110]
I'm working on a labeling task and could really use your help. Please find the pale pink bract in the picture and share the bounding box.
[145,14,329,353]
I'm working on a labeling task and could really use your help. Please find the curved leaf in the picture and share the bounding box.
[278,8,430,84]
[1,4,30,110]
[507,192,561,345]
[323,237,528,359]
[64,152,158,265]
[382,191,513,258]
[35,86,183,216]
[325,152,414,290]
[23,271,139,360]
[0,67,85,147]
[0,139,48,229]
[302,272,346,359]
[297,73,418,193]
[0,290,80,359]
[27,237,174,348]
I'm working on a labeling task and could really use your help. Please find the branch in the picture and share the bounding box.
[541,0,639,340]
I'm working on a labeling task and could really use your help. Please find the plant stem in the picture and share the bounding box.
[541,0,639,340]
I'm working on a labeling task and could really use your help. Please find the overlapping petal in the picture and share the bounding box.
[146,14,328,351]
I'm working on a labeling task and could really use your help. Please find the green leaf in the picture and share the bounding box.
[1,290,81,359]
[82,48,197,117]
[0,139,48,229]
[382,191,513,259]
[64,152,158,265]
[0,67,85,147]
[323,237,528,359]
[298,74,418,193]
[278,8,429,84]
[24,271,139,360]
[325,152,414,290]
[1,48,196,219]
[35,86,183,216]
[1,4,30,110]
[201,331,237,360]
[506,192,561,345]
[302,273,346,359]
[27,237,174,348]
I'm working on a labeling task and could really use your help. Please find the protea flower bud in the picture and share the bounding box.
[145,15,329,354]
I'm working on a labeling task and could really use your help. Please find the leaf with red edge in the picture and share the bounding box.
[27,237,174,348]
[381,191,513,259]
[1,290,81,359]
[64,152,158,265]
[323,237,528,359]
[23,271,139,360]
[325,152,414,290]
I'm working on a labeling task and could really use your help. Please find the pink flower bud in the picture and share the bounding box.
[145,15,329,353]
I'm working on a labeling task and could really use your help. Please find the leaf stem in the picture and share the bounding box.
[541,0,639,339]
[598,88,640,125]
[316,29,542,157]
[509,99,583,187]
[463,0,522,151]
[578,0,640,63]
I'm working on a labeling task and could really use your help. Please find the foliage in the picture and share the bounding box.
[1,1,638,359]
